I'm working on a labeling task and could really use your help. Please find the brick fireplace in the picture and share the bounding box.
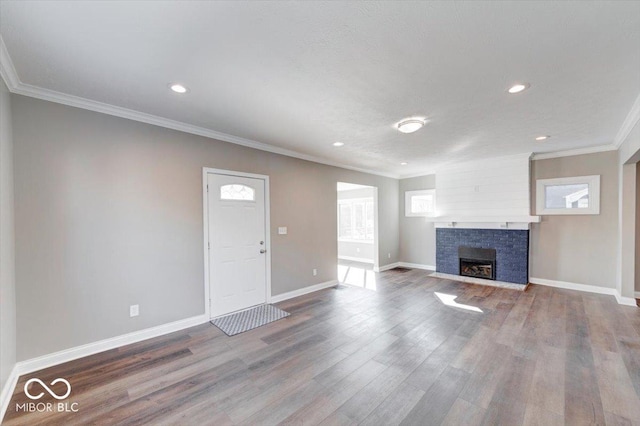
[436,228,529,285]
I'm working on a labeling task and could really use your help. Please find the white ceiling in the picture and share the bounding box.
[1,1,639,177]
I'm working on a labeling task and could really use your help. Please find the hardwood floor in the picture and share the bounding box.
[4,268,640,425]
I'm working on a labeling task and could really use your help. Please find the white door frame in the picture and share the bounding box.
[202,167,272,319]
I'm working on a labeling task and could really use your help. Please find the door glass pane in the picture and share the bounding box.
[545,184,589,209]
[220,184,255,201]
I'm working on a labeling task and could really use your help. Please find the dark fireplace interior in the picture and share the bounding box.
[459,246,496,280]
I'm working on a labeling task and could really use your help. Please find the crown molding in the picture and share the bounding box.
[0,35,19,89]
[614,92,640,148]
[398,170,437,180]
[531,144,617,161]
[0,36,399,180]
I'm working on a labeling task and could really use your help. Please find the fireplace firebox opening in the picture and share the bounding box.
[458,246,496,281]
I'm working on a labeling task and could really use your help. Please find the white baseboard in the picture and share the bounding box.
[338,255,374,264]
[616,293,638,307]
[16,314,209,376]
[374,262,400,273]
[397,262,436,271]
[270,280,339,304]
[0,364,19,423]
[529,277,637,307]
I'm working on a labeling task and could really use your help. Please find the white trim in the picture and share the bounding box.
[338,255,375,264]
[374,262,400,273]
[614,92,640,148]
[530,277,637,307]
[397,262,436,271]
[0,36,397,180]
[529,277,616,296]
[0,36,19,89]
[0,365,19,423]
[17,314,208,377]
[535,175,600,215]
[531,145,618,161]
[203,168,272,318]
[399,171,437,180]
[615,293,638,307]
[434,221,535,230]
[270,280,339,304]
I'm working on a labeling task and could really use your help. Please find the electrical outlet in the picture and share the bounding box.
[388,253,391,259]
[130,304,139,317]
[356,247,360,253]
[313,269,318,276]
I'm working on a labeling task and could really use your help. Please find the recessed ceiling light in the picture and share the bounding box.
[333,142,344,147]
[396,118,426,134]
[535,135,550,141]
[400,162,408,165]
[169,83,189,94]
[507,83,530,94]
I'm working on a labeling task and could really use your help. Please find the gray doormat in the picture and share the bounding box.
[211,304,290,336]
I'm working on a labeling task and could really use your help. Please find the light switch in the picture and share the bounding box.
[278,227,287,235]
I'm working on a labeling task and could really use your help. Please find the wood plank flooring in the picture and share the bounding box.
[4,267,640,425]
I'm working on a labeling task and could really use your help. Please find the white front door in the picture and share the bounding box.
[207,173,267,318]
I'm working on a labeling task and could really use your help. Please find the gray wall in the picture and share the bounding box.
[399,174,436,267]
[12,95,399,361]
[530,151,619,289]
[0,80,16,391]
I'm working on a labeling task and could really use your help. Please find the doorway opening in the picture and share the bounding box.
[337,182,379,290]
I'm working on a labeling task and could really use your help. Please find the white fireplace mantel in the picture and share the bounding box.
[433,215,541,230]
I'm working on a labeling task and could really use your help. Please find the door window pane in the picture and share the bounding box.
[220,184,255,201]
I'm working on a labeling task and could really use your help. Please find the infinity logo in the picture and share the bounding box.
[24,378,72,400]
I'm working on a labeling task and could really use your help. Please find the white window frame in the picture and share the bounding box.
[338,197,375,244]
[405,189,436,217]
[536,175,600,215]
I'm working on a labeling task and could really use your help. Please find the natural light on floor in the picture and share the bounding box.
[434,292,483,313]
[338,264,377,291]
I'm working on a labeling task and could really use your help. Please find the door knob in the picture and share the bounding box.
[260,249,267,254]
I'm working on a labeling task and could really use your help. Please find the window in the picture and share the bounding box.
[405,189,436,217]
[536,175,600,215]
[220,184,255,201]
[338,198,374,242]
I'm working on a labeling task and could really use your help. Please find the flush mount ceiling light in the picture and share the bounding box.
[169,83,189,94]
[400,162,408,165]
[333,142,344,147]
[396,118,426,134]
[507,83,530,94]
[535,135,550,141]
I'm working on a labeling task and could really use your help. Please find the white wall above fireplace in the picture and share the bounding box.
[433,153,540,228]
